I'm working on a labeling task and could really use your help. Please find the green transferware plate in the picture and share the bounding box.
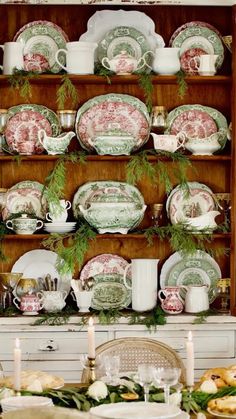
[14,20,69,73]
[165,104,228,149]
[160,250,221,303]
[97,26,153,74]
[171,24,224,70]
[91,273,131,310]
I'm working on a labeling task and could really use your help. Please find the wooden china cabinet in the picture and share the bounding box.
[0,0,235,381]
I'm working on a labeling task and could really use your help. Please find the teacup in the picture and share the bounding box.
[6,216,43,235]
[71,290,93,312]
[151,133,186,153]
[37,290,67,313]
[46,199,71,222]
[13,294,43,315]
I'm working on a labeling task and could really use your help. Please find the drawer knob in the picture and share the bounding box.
[38,339,58,352]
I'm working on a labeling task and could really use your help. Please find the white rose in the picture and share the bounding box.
[0,387,15,400]
[169,392,182,406]
[87,380,108,401]
[199,379,218,394]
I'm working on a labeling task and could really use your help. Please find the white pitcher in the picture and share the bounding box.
[152,47,180,75]
[0,42,24,74]
[181,285,209,313]
[198,54,218,76]
[123,258,159,312]
[55,41,97,74]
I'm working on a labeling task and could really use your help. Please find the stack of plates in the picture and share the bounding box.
[44,222,77,234]
[1,396,53,413]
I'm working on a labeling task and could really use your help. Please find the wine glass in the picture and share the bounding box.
[137,363,155,402]
[103,355,120,385]
[153,367,181,404]
[0,109,9,154]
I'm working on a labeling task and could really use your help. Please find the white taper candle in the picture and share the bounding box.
[186,330,194,387]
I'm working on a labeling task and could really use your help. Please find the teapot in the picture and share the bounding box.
[181,285,209,313]
[37,129,75,155]
[102,50,152,75]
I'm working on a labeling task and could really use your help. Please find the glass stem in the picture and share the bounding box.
[143,384,149,402]
[164,385,170,404]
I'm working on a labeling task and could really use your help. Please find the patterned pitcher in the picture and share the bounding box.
[158,286,184,314]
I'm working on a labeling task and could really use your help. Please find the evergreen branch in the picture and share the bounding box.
[42,222,96,275]
[95,309,122,325]
[193,308,219,324]
[128,306,166,330]
[126,151,157,185]
[32,307,78,326]
[176,69,188,99]
[155,160,173,194]
[43,151,87,207]
[94,62,114,84]
[0,222,8,262]
[8,69,39,101]
[56,75,79,110]
[138,73,154,113]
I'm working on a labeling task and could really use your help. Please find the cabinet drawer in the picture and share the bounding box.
[2,360,83,383]
[0,331,109,360]
[115,330,235,358]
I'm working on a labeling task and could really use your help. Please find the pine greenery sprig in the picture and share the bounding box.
[94,62,114,84]
[138,73,154,113]
[43,151,87,208]
[8,69,38,101]
[126,151,157,184]
[42,222,96,275]
[0,222,8,262]
[176,69,188,99]
[126,150,193,194]
[128,306,166,330]
[56,74,79,110]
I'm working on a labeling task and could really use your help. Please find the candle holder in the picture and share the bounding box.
[87,357,96,383]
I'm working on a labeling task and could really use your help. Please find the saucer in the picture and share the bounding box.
[44,222,77,234]
[22,311,39,316]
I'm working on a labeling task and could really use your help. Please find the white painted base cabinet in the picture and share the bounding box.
[0,315,236,382]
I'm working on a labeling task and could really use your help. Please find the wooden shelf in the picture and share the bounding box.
[4,233,231,240]
[0,154,231,162]
[0,74,231,85]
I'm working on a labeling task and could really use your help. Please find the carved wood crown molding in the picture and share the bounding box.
[0,0,235,6]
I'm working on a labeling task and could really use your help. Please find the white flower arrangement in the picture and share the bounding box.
[87,380,108,401]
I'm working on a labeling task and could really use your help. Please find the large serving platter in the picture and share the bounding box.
[72,180,145,219]
[169,21,224,74]
[75,93,150,153]
[5,104,60,155]
[166,181,216,225]
[166,104,228,149]
[13,20,69,73]
[2,180,47,221]
[160,250,221,303]
[207,408,236,418]
[12,249,72,295]
[90,402,183,419]
[79,9,165,62]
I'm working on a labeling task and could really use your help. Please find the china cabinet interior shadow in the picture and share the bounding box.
[0,3,235,313]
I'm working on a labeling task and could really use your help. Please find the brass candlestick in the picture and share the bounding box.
[87,357,96,383]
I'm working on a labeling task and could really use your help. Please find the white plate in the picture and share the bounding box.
[90,402,182,419]
[44,222,77,234]
[79,9,165,61]
[11,249,71,295]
